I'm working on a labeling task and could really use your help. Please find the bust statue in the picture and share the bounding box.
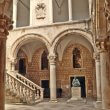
[72,77,80,87]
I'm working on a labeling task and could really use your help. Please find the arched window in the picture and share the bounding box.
[41,51,48,70]
[73,48,81,68]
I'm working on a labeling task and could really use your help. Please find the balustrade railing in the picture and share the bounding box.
[6,72,44,104]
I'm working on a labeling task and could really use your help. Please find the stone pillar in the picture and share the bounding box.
[49,55,57,102]
[0,14,12,110]
[13,0,17,28]
[96,40,110,109]
[95,53,102,101]
[100,50,110,109]
[0,38,6,110]
[68,0,73,21]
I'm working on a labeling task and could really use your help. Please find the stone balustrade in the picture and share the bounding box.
[15,72,44,100]
[6,72,44,104]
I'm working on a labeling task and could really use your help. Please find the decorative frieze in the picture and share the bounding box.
[35,3,46,19]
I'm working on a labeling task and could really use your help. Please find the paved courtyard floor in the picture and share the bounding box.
[5,99,101,110]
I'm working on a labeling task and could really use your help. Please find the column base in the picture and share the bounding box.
[94,101,102,109]
[49,99,57,103]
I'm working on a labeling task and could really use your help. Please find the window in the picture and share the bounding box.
[73,48,81,68]
[17,0,30,27]
[72,0,89,20]
[41,51,48,70]
[53,0,69,22]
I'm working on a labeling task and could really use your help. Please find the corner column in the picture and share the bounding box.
[96,40,110,109]
[0,38,6,110]
[48,55,57,102]
[0,14,12,110]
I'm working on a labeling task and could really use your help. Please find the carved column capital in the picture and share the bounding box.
[96,38,110,53]
[48,54,57,64]
[0,14,13,39]
[94,52,100,62]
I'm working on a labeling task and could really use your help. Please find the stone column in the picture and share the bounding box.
[100,50,110,109]
[68,0,73,21]
[49,55,57,102]
[13,0,17,28]
[95,53,102,101]
[96,40,110,109]
[0,38,6,110]
[0,14,12,110]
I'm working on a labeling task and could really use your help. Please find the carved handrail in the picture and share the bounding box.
[15,71,44,101]
[6,72,44,104]
[15,72,43,90]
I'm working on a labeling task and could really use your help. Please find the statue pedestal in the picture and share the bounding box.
[67,87,82,102]
[71,87,81,100]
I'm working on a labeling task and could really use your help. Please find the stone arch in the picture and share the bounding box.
[51,28,94,54]
[11,33,50,61]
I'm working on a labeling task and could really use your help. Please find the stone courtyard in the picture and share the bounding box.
[5,99,101,110]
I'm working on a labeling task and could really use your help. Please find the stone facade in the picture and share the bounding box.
[0,0,109,110]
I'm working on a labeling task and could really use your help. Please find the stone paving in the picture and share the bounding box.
[5,99,101,110]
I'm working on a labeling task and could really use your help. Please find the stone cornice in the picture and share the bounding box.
[0,14,13,38]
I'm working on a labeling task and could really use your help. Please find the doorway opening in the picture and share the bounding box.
[70,76,86,98]
[18,58,26,76]
[41,80,50,98]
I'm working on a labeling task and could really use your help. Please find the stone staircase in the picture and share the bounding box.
[5,72,44,104]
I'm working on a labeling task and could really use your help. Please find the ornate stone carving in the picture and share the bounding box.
[105,0,110,21]
[0,14,13,38]
[35,3,46,19]
[48,55,57,64]
[94,52,100,61]
[96,38,110,52]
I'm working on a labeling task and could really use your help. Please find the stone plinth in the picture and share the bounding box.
[71,87,81,100]
[67,87,82,103]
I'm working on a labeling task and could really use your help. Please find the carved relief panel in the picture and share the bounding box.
[35,2,46,19]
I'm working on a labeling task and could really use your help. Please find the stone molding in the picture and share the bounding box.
[0,14,13,38]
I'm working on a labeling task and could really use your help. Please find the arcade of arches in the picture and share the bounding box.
[9,33,95,99]
[0,0,110,110]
